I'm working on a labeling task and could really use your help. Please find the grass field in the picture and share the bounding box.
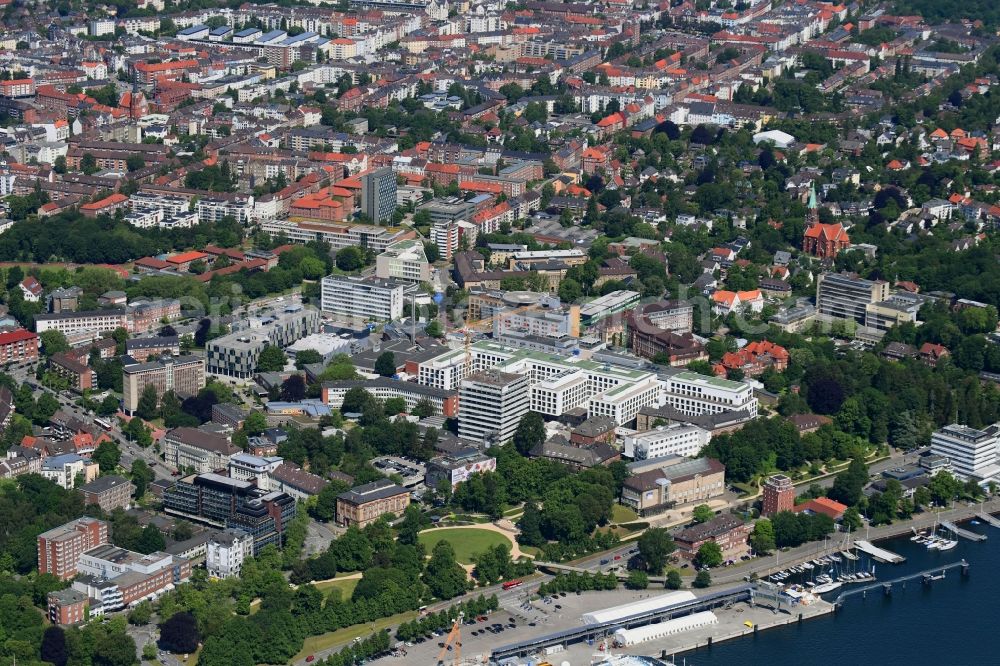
[611,504,638,524]
[292,610,419,663]
[313,577,359,600]
[417,528,512,564]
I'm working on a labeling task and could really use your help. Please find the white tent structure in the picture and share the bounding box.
[612,611,719,647]
[580,591,696,625]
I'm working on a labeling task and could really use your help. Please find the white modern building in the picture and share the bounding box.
[375,239,431,283]
[624,423,711,460]
[418,340,662,425]
[530,369,590,416]
[416,347,467,391]
[228,453,283,487]
[458,370,530,444]
[320,275,408,322]
[205,529,254,579]
[588,377,663,426]
[930,423,1000,483]
[660,371,758,418]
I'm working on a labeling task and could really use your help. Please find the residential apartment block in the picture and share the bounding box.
[320,275,408,322]
[0,328,39,363]
[79,475,135,512]
[38,517,109,580]
[162,427,240,473]
[205,528,254,579]
[816,272,891,324]
[122,355,206,415]
[34,309,129,336]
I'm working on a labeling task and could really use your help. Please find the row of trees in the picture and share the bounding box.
[395,595,499,642]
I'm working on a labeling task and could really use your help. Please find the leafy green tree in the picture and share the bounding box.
[244,411,267,435]
[411,398,436,419]
[41,626,68,666]
[126,417,152,448]
[829,457,868,507]
[423,540,469,600]
[750,518,776,554]
[512,411,545,454]
[39,330,70,356]
[375,351,397,377]
[396,504,429,545]
[666,569,683,590]
[335,246,364,271]
[136,384,159,420]
[80,153,98,175]
[93,631,138,666]
[626,570,649,590]
[693,569,712,588]
[384,397,407,415]
[136,524,165,553]
[159,611,201,654]
[256,344,286,372]
[293,349,323,369]
[425,320,443,338]
[694,541,723,569]
[92,440,121,473]
[310,480,349,522]
[637,527,675,574]
[34,392,59,424]
[692,504,715,524]
[516,501,545,547]
[126,155,145,172]
[131,460,154,498]
[127,600,153,625]
[98,394,121,416]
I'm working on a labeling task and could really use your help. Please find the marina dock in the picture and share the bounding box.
[940,521,987,542]
[975,512,1000,529]
[854,540,905,564]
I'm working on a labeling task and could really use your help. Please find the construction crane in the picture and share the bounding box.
[454,303,545,371]
[434,612,463,666]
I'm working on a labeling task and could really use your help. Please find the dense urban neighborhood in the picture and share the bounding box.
[0,0,999,663]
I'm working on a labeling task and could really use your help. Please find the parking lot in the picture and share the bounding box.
[371,587,677,664]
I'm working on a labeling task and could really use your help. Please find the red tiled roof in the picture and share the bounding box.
[803,222,850,243]
[0,328,37,345]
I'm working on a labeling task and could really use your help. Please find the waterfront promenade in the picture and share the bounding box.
[712,498,1000,585]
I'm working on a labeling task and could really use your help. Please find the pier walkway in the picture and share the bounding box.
[976,512,1000,529]
[854,540,905,563]
[940,521,987,542]
[833,560,969,607]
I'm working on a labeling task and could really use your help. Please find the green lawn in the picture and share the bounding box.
[313,577,359,600]
[611,504,638,524]
[292,610,418,663]
[519,545,542,558]
[418,528,512,564]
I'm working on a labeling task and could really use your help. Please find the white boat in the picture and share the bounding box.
[926,538,942,550]
[812,581,843,594]
[937,540,958,551]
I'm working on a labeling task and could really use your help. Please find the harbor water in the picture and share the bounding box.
[680,521,997,666]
